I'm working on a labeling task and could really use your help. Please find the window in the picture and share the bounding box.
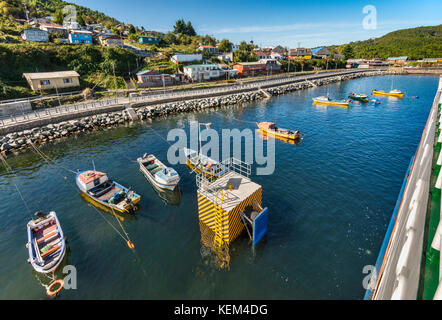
[40,80,50,85]
[63,78,73,84]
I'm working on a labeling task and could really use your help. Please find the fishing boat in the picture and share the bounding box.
[27,211,66,274]
[372,89,405,98]
[312,96,350,107]
[257,122,303,141]
[183,148,229,179]
[76,170,140,213]
[348,92,369,103]
[137,154,180,191]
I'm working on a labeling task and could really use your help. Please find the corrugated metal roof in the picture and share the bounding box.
[23,71,80,80]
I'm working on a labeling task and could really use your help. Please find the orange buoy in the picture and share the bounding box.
[127,240,134,249]
[46,279,64,297]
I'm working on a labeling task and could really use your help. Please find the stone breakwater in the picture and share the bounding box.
[0,70,387,156]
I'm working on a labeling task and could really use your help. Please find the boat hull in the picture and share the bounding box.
[372,90,404,98]
[137,155,180,191]
[257,123,300,140]
[349,95,369,103]
[312,98,349,107]
[27,212,66,274]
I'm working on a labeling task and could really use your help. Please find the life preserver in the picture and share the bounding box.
[46,279,64,297]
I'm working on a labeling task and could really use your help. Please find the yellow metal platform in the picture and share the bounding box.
[197,171,262,245]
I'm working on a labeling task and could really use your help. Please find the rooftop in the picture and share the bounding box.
[23,71,80,80]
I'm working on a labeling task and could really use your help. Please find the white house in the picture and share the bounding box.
[171,54,203,64]
[21,29,49,42]
[183,64,225,81]
[217,52,234,62]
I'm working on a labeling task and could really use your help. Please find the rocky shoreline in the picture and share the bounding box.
[0,70,388,156]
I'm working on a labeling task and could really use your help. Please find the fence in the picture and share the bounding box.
[366,76,442,300]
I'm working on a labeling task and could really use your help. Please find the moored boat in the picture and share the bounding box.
[27,211,66,274]
[257,122,303,141]
[312,96,350,107]
[348,92,369,103]
[76,170,140,213]
[183,148,229,179]
[137,154,180,191]
[372,89,405,98]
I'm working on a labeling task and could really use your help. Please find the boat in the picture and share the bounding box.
[76,170,141,213]
[27,211,66,274]
[312,96,350,107]
[137,154,180,191]
[372,89,405,98]
[348,92,369,103]
[183,148,229,179]
[257,122,303,141]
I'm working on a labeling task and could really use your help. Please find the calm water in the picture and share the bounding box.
[0,75,438,300]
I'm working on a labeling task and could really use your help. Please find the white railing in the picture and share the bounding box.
[368,76,441,300]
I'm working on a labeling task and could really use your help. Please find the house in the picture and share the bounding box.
[217,52,234,62]
[261,59,282,74]
[183,64,225,81]
[270,52,284,60]
[171,54,203,64]
[138,36,159,45]
[23,71,80,91]
[272,45,285,55]
[233,62,267,77]
[136,70,173,87]
[99,35,123,47]
[231,44,240,52]
[38,23,67,35]
[312,47,331,59]
[68,30,93,44]
[64,21,81,30]
[255,51,272,60]
[387,56,408,64]
[198,45,219,54]
[21,29,49,42]
[288,48,312,60]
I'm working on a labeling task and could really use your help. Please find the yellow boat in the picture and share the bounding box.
[257,122,302,141]
[183,148,229,180]
[312,96,350,107]
[372,90,405,98]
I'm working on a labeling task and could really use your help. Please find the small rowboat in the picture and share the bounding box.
[312,96,350,107]
[183,148,229,179]
[348,92,369,103]
[27,211,66,274]
[257,122,302,141]
[137,154,180,191]
[372,90,405,98]
[76,170,141,213]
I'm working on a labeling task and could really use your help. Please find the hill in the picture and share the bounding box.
[331,25,442,60]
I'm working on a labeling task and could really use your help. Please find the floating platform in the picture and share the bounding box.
[196,159,268,250]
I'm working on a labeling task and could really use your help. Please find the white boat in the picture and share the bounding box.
[27,211,66,274]
[137,154,180,191]
[183,148,229,179]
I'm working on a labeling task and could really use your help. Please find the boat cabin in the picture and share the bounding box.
[77,170,110,192]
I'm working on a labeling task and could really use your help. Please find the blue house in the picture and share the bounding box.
[68,30,93,44]
[138,36,159,45]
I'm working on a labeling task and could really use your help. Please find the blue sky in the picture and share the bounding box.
[71,0,442,48]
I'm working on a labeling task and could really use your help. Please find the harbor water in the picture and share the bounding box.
[0,75,438,299]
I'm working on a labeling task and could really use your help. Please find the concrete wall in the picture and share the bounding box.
[0,101,32,117]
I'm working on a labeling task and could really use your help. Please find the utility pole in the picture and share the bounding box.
[112,62,117,97]
[23,2,30,22]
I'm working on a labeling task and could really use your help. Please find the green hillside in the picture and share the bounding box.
[332,25,442,60]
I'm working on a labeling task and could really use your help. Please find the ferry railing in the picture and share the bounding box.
[366,77,441,300]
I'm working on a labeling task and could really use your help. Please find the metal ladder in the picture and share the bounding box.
[213,189,228,248]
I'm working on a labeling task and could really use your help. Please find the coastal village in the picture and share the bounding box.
[3,13,441,100]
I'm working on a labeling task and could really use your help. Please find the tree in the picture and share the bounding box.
[128,24,136,34]
[342,45,355,60]
[77,15,85,27]
[218,39,232,53]
[163,32,177,45]
[173,19,187,34]
[53,9,64,25]
[186,21,196,36]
